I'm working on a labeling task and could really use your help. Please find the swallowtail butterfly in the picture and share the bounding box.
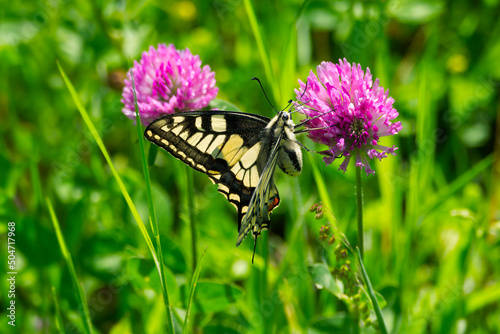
[145,100,311,261]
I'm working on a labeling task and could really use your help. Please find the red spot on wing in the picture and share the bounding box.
[268,197,280,212]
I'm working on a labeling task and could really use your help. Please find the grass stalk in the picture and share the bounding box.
[243,0,279,103]
[46,198,93,334]
[130,68,175,333]
[182,248,207,334]
[250,232,269,334]
[420,153,493,218]
[52,286,65,333]
[57,62,175,333]
[185,166,198,274]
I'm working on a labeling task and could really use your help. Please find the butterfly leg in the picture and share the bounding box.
[296,140,343,158]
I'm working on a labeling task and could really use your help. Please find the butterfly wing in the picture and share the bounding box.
[236,130,283,246]
[145,111,280,243]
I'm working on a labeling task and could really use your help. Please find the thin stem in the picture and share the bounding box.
[47,198,93,334]
[182,248,207,334]
[355,168,365,334]
[250,233,268,334]
[58,61,174,332]
[356,167,364,259]
[132,77,175,333]
[356,248,389,334]
[185,166,197,273]
[243,0,279,103]
[261,233,269,334]
[51,287,64,334]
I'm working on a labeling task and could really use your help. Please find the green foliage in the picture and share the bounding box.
[1,0,499,333]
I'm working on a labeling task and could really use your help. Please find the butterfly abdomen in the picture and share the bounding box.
[277,118,303,176]
[278,144,303,176]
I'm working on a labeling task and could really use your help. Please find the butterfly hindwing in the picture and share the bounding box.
[236,131,283,245]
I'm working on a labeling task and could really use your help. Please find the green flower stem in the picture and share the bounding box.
[356,248,389,334]
[354,168,364,334]
[356,167,364,259]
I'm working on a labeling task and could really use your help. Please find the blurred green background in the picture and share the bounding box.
[1,0,499,333]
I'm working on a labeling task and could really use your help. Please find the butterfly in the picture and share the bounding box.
[144,89,316,261]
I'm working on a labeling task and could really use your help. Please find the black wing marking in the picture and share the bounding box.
[145,111,276,235]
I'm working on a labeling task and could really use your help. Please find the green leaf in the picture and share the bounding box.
[125,257,177,299]
[203,325,240,334]
[180,281,244,313]
[109,314,132,334]
[389,0,444,24]
[374,291,388,309]
[208,98,243,112]
[308,263,340,295]
[309,314,347,332]
[465,282,500,314]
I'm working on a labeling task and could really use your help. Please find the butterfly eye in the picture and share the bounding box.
[282,112,290,121]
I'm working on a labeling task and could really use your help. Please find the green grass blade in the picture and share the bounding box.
[56,62,175,331]
[419,153,494,221]
[130,66,175,334]
[130,65,158,236]
[280,0,310,101]
[56,62,154,251]
[355,247,388,334]
[465,282,500,314]
[51,286,64,334]
[46,198,93,334]
[182,248,207,334]
[402,61,432,302]
[243,0,279,102]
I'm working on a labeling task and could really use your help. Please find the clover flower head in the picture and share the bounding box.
[295,59,402,175]
[121,44,218,125]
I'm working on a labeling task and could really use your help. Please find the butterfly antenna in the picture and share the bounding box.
[289,79,309,115]
[298,79,309,101]
[252,77,278,113]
